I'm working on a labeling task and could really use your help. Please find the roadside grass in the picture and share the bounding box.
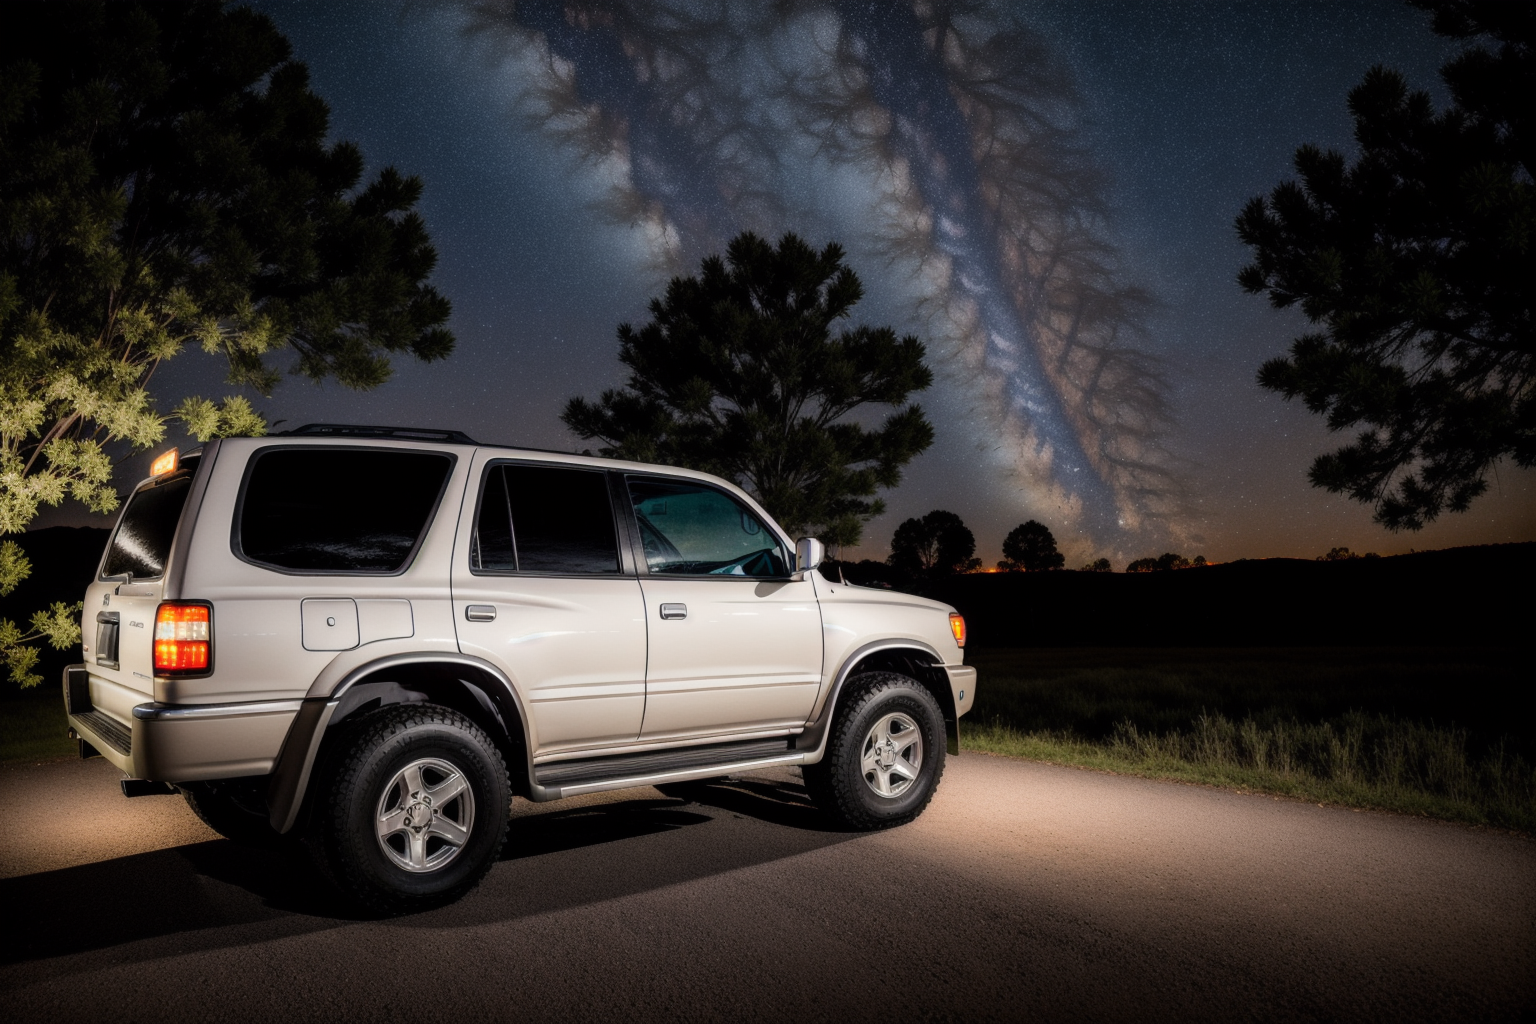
[962,648,1535,833]
[0,685,74,764]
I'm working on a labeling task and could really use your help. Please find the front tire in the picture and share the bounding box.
[306,705,510,914]
[803,672,946,830]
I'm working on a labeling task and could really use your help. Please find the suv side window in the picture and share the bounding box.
[627,477,789,578]
[473,464,620,575]
[236,447,453,574]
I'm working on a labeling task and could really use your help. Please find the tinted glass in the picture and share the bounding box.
[473,464,620,574]
[102,467,196,580]
[239,448,451,573]
[628,478,789,577]
[473,465,516,571]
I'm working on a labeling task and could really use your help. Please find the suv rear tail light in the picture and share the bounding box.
[155,602,212,674]
[949,613,966,648]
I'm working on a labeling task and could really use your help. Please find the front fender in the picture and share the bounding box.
[792,638,955,762]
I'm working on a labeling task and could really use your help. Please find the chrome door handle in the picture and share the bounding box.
[659,603,687,620]
[465,604,497,622]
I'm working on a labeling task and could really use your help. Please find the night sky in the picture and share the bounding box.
[61,0,1534,565]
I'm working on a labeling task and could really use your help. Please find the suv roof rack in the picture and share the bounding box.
[275,423,480,445]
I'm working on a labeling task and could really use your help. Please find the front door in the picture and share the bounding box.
[625,475,823,741]
[453,457,647,756]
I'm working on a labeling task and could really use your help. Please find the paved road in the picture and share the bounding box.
[1,753,1531,1022]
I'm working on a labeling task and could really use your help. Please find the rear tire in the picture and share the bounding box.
[306,704,510,915]
[803,672,946,830]
[183,779,286,849]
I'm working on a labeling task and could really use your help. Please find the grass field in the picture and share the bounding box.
[961,648,1535,832]
[0,685,74,764]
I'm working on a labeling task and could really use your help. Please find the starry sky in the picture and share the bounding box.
[70,0,1535,565]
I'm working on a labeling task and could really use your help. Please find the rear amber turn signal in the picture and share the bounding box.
[154,603,211,673]
[949,613,966,648]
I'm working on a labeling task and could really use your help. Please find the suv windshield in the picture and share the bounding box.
[628,477,789,577]
[237,448,452,573]
[101,459,200,580]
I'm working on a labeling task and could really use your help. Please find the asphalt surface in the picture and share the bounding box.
[1,753,1531,1022]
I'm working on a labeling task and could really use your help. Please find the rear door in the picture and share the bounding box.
[452,457,648,755]
[624,475,823,742]
[84,459,202,723]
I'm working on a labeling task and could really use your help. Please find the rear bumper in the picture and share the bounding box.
[64,664,298,782]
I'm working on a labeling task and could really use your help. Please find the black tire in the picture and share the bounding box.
[183,778,287,849]
[802,672,946,831]
[305,704,510,915]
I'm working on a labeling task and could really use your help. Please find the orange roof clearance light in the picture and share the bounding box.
[949,613,966,648]
[154,602,211,674]
[150,448,179,477]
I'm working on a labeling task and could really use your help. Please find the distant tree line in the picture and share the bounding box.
[1126,553,1208,573]
[1318,547,1382,561]
[821,507,1402,590]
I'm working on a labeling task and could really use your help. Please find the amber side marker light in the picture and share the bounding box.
[150,448,179,477]
[155,603,211,673]
[949,613,966,648]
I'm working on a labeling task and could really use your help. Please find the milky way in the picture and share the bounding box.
[458,0,1178,551]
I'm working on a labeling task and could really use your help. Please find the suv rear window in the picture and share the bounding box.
[101,458,200,580]
[473,464,620,574]
[237,448,453,574]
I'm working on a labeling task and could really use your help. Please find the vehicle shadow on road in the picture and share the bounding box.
[0,776,860,962]
[503,798,713,859]
[0,840,355,971]
[654,773,836,831]
[393,776,859,930]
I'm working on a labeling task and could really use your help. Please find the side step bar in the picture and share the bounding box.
[532,737,806,800]
[536,737,792,786]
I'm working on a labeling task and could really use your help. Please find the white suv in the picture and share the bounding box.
[65,425,976,912]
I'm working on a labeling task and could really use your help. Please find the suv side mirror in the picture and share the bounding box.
[795,537,825,574]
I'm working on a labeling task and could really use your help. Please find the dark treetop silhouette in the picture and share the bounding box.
[999,520,1066,572]
[1237,0,1534,530]
[562,231,933,548]
[889,509,982,579]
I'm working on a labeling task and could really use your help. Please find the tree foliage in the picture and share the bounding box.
[888,509,980,578]
[0,600,81,689]
[998,519,1065,572]
[0,1,453,685]
[562,231,933,546]
[1236,1,1534,530]
[1079,557,1113,572]
[0,0,454,536]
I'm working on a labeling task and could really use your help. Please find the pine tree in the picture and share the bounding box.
[563,231,933,546]
[1236,2,1533,529]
